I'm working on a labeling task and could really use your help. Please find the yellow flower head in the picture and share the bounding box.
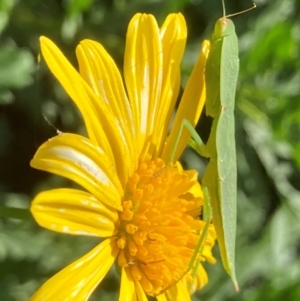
[30,13,216,301]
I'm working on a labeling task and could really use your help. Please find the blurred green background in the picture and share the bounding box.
[1,0,300,300]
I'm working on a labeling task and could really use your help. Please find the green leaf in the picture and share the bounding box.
[0,46,34,89]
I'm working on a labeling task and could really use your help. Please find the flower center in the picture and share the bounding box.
[117,158,210,295]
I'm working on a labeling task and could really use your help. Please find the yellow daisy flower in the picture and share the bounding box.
[30,13,216,301]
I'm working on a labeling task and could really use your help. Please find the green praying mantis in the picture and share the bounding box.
[171,0,256,290]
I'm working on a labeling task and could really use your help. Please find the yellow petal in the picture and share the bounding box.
[40,36,132,185]
[186,171,203,198]
[30,133,123,210]
[162,40,211,163]
[31,188,118,237]
[162,280,191,301]
[134,280,148,301]
[76,39,137,175]
[124,14,162,159]
[202,225,217,264]
[40,36,114,164]
[157,294,167,301]
[154,13,187,157]
[189,263,208,295]
[119,267,136,301]
[30,238,118,301]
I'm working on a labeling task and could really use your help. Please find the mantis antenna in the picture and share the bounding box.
[221,0,256,19]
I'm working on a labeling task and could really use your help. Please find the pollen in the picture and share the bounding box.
[117,158,213,295]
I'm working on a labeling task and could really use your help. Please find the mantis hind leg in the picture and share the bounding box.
[189,186,213,280]
[167,118,213,285]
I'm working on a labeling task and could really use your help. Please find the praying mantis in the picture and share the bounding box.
[171,0,256,290]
